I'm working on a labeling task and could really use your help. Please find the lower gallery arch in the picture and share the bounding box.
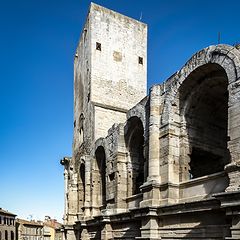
[94,146,106,208]
[78,162,85,213]
[125,116,145,195]
[179,63,230,181]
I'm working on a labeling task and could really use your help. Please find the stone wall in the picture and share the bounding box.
[61,3,240,240]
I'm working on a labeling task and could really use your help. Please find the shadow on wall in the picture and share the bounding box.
[159,212,231,239]
[169,63,232,239]
[179,63,230,183]
[125,116,145,195]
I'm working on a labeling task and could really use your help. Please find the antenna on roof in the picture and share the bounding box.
[218,32,221,44]
[139,11,143,21]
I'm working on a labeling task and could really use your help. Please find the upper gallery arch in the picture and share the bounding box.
[160,44,240,124]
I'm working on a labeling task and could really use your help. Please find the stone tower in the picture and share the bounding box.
[73,3,147,154]
[62,2,147,232]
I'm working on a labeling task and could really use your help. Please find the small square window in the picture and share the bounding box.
[109,172,115,181]
[138,57,143,65]
[96,42,101,51]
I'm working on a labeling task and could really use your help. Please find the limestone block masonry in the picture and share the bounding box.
[61,2,240,240]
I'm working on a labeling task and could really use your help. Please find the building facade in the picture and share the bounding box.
[61,3,240,239]
[0,208,16,240]
[16,219,43,240]
[43,216,62,240]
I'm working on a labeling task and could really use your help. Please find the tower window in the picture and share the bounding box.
[109,172,115,181]
[96,42,101,51]
[138,57,143,65]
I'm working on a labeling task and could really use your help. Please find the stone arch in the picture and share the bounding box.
[127,100,147,134]
[162,45,240,125]
[78,160,85,213]
[5,231,8,240]
[160,44,240,183]
[10,231,14,240]
[179,63,230,180]
[95,138,106,152]
[125,116,145,195]
[94,146,106,208]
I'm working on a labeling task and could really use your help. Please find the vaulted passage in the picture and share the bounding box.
[78,162,86,215]
[179,63,230,179]
[95,146,106,207]
[126,117,145,195]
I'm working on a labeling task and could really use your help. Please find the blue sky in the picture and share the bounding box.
[0,0,239,221]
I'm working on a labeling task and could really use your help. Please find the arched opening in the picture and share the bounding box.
[78,162,85,212]
[80,163,85,202]
[0,231,2,240]
[5,231,8,240]
[95,146,106,208]
[10,231,14,240]
[126,117,145,195]
[179,63,230,180]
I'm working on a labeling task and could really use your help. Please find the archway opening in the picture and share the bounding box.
[80,164,85,201]
[79,163,85,206]
[179,63,230,180]
[126,117,145,195]
[95,146,106,207]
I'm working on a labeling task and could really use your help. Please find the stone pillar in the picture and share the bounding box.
[227,209,240,239]
[65,229,76,240]
[140,208,159,239]
[60,157,71,225]
[101,217,113,240]
[84,156,91,218]
[226,83,240,192]
[226,208,240,239]
[90,155,101,217]
[116,152,128,210]
[225,163,240,192]
[214,191,240,239]
[67,172,79,225]
[80,224,90,240]
[148,85,161,183]
[64,169,69,224]
[140,85,162,208]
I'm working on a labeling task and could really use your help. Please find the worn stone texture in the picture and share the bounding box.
[61,3,240,240]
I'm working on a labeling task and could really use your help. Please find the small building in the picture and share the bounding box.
[54,227,64,240]
[0,208,17,240]
[43,216,62,240]
[16,219,43,240]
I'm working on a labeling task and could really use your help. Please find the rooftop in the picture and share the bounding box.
[17,218,43,227]
[0,208,17,217]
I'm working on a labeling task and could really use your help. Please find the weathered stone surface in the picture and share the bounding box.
[61,3,240,240]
